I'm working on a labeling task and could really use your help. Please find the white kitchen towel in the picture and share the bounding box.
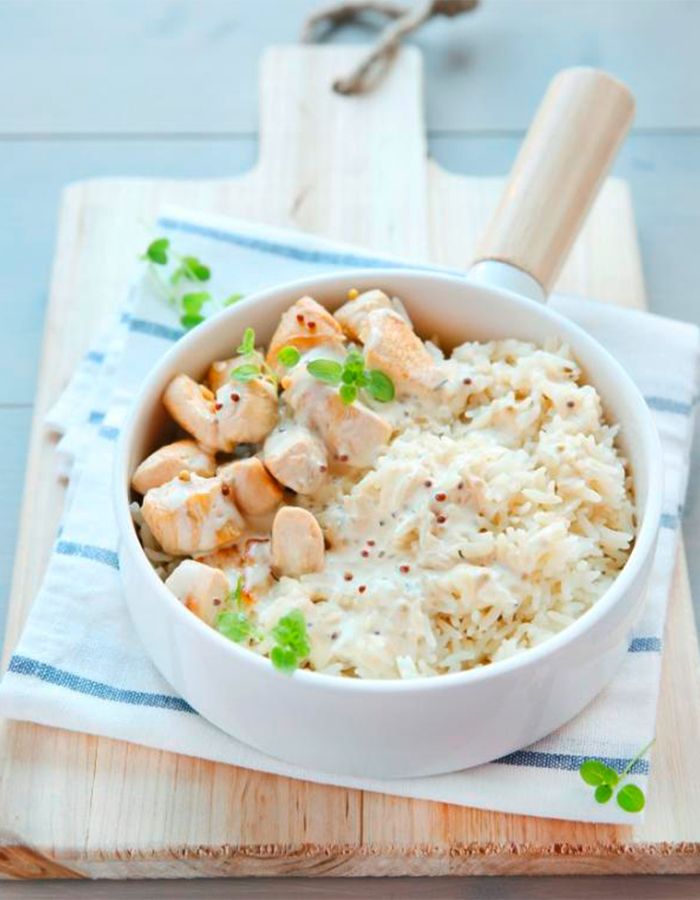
[1,205,698,825]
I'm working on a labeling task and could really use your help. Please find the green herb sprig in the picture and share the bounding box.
[269,609,311,674]
[216,576,259,644]
[579,739,653,813]
[229,327,278,385]
[215,579,310,675]
[141,237,245,331]
[277,346,395,406]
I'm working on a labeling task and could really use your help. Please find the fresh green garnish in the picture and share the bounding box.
[230,363,261,382]
[237,327,256,356]
[140,237,244,331]
[339,383,358,405]
[143,237,170,265]
[172,255,211,284]
[277,345,301,367]
[216,577,256,643]
[179,291,210,329]
[366,369,395,402]
[229,575,244,607]
[579,739,653,813]
[214,579,309,671]
[579,759,619,789]
[270,610,310,674]
[616,783,646,813]
[180,313,205,329]
[216,609,255,643]
[230,328,279,386]
[307,359,343,384]
[594,783,614,804]
[306,350,395,406]
[182,291,210,315]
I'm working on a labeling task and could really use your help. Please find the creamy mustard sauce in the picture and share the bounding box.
[199,339,632,679]
[139,294,635,680]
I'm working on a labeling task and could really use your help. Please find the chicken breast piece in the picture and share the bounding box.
[271,506,325,577]
[362,308,442,397]
[266,296,345,371]
[284,370,392,468]
[216,377,279,450]
[334,289,413,342]
[131,440,216,495]
[142,473,245,556]
[163,374,219,451]
[206,357,237,392]
[263,425,328,494]
[165,559,230,627]
[195,545,243,573]
[218,457,283,518]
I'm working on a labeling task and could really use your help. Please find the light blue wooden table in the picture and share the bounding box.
[2,1,699,895]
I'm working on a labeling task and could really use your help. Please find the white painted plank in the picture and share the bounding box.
[0,138,257,404]
[1,0,698,134]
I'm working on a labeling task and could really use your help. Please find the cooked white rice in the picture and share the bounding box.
[133,335,635,680]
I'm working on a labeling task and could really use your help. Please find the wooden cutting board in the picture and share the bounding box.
[1,46,699,879]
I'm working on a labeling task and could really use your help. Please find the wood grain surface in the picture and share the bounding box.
[0,43,699,881]
[474,67,635,292]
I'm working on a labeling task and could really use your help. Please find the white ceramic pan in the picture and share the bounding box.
[114,68,663,778]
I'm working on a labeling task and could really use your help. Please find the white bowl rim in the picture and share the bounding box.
[114,267,664,695]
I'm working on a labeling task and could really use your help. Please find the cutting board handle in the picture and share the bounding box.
[472,67,635,295]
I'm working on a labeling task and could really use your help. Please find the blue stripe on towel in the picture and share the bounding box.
[660,512,680,530]
[8,656,195,714]
[495,748,649,775]
[98,425,120,441]
[157,216,454,273]
[85,350,105,364]
[629,636,662,652]
[88,410,106,424]
[7,648,654,775]
[55,541,119,569]
[645,395,693,416]
[128,318,185,342]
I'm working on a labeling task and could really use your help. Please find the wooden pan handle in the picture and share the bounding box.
[473,67,635,295]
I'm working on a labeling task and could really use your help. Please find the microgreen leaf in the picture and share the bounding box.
[182,291,210,316]
[227,575,244,608]
[307,359,343,385]
[307,351,393,407]
[270,646,299,674]
[223,292,244,307]
[270,610,310,674]
[579,740,653,814]
[181,256,211,282]
[339,383,358,405]
[278,345,301,367]
[579,759,618,787]
[237,327,256,356]
[594,784,614,804]
[180,313,205,330]
[230,363,260,382]
[216,610,254,643]
[579,759,608,786]
[143,237,170,265]
[616,783,645,813]
[344,349,364,370]
[366,369,395,402]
